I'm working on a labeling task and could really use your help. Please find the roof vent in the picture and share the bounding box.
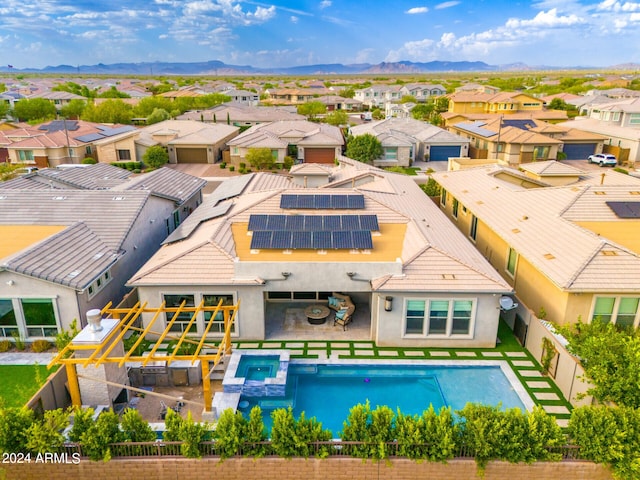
[113,196,125,201]
[52,196,67,200]
[601,250,618,256]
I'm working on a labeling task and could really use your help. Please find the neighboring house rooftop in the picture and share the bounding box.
[0,190,153,289]
[433,164,640,292]
[177,103,306,123]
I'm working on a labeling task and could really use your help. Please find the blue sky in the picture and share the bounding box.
[1,0,639,69]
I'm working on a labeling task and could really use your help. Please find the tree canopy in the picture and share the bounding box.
[297,101,326,120]
[324,110,348,127]
[82,99,133,124]
[142,145,169,169]
[246,147,276,170]
[559,319,640,408]
[12,98,57,122]
[345,134,383,164]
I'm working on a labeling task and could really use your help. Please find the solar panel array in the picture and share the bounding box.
[606,201,640,219]
[248,214,379,232]
[248,213,378,250]
[250,230,373,250]
[280,194,365,209]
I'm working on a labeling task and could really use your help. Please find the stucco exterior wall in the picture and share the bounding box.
[95,135,138,164]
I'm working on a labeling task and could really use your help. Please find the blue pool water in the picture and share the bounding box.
[235,355,281,380]
[238,363,527,436]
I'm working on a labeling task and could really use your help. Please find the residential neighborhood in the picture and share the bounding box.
[1,69,640,480]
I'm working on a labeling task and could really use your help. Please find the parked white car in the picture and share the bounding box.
[588,153,617,166]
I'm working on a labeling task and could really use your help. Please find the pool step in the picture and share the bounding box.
[209,357,229,381]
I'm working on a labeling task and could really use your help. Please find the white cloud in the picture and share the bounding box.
[320,0,332,8]
[290,15,298,23]
[505,8,584,28]
[435,1,460,9]
[406,7,428,14]
[596,0,640,11]
[354,48,375,63]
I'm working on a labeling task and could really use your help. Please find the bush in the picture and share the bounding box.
[0,340,11,352]
[80,409,124,461]
[12,331,25,351]
[420,177,441,197]
[239,162,246,169]
[220,162,226,169]
[142,145,169,169]
[82,157,97,164]
[132,168,141,174]
[122,332,150,357]
[614,167,629,175]
[55,319,79,352]
[31,339,51,353]
[568,405,640,480]
[68,407,95,443]
[229,166,235,172]
[0,407,36,453]
[25,409,69,454]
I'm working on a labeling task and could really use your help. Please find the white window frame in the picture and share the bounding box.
[589,296,640,329]
[0,296,61,339]
[469,214,478,242]
[402,298,476,339]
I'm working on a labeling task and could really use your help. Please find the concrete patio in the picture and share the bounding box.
[264,301,371,341]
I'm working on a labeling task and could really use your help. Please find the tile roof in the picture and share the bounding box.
[433,165,640,292]
[129,161,511,294]
[116,167,207,204]
[0,190,150,251]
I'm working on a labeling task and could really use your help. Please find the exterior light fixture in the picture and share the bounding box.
[281,272,291,278]
[384,296,393,312]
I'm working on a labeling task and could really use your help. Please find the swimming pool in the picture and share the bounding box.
[237,359,533,435]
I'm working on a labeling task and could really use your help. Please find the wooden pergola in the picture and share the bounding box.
[48,299,239,413]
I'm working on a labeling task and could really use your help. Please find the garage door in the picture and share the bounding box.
[305,148,336,164]
[176,148,208,164]
[430,145,461,161]
[562,143,597,160]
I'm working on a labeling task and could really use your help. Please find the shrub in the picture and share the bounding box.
[55,319,79,353]
[215,408,247,459]
[80,409,124,462]
[283,156,294,170]
[120,408,156,443]
[31,339,51,353]
[133,168,141,174]
[0,340,11,353]
[25,409,69,453]
[395,405,458,462]
[123,332,150,357]
[220,162,226,169]
[420,177,441,197]
[239,162,246,169]
[12,331,25,351]
[82,157,97,164]
[178,412,209,459]
[0,407,36,453]
[613,167,629,175]
[229,166,235,172]
[68,407,95,443]
[142,145,169,169]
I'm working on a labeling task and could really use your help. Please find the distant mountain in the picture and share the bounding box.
[0,59,631,75]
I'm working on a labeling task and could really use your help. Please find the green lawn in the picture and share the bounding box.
[385,166,421,175]
[0,365,53,408]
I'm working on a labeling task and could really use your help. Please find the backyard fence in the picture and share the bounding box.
[61,440,584,461]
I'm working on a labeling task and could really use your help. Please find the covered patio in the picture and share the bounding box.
[264,301,371,340]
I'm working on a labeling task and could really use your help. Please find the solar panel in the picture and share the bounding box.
[298,195,315,209]
[312,231,332,249]
[250,231,272,249]
[314,194,331,209]
[359,214,379,231]
[606,201,640,219]
[280,194,297,209]
[324,215,342,231]
[266,215,286,230]
[352,230,373,249]
[248,214,269,231]
[292,231,312,249]
[348,195,365,209]
[272,230,292,249]
[304,215,323,231]
[279,194,365,209]
[285,215,304,230]
[332,231,352,249]
[341,215,360,231]
[331,194,349,209]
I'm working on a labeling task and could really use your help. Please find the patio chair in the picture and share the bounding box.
[333,308,352,331]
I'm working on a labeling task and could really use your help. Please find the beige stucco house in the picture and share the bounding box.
[128,158,511,348]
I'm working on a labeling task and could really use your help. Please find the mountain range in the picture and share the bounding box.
[1,60,638,76]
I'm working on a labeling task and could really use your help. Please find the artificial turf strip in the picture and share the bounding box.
[0,364,51,408]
